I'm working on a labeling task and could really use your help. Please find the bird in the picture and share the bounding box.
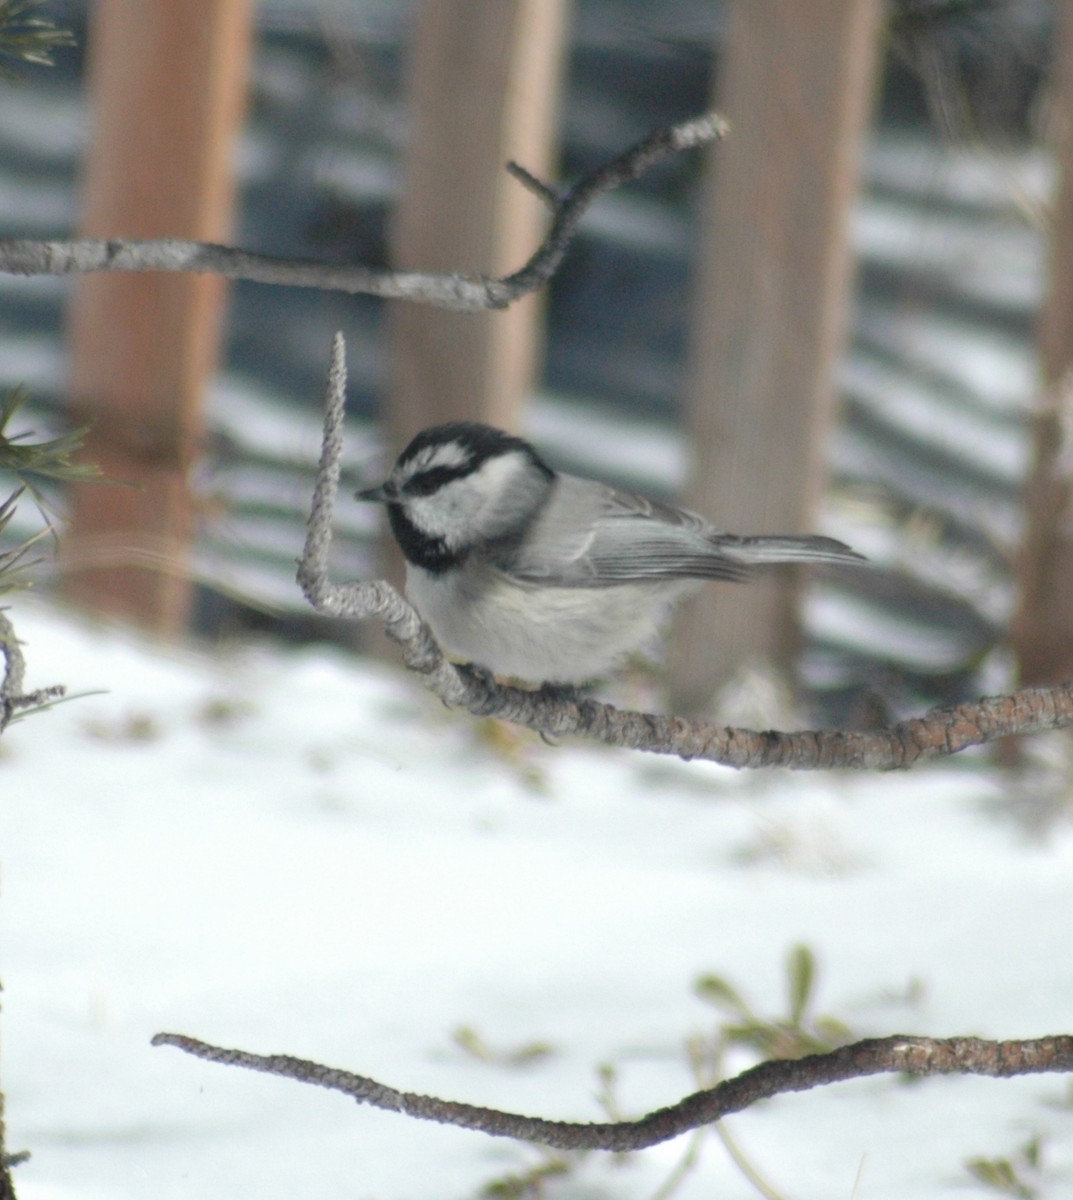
[357,421,865,685]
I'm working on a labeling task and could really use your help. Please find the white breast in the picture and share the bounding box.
[406,563,693,684]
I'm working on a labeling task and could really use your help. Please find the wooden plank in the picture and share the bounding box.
[387,0,569,443]
[63,0,252,633]
[669,0,883,713]
[1012,0,1073,686]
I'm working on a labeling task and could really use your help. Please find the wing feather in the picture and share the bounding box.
[500,474,862,587]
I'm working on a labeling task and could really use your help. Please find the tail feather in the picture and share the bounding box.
[720,534,866,567]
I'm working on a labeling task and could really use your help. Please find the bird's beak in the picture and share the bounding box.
[356,482,396,503]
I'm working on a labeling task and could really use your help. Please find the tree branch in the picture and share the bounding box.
[151,1030,1073,1153]
[0,114,728,312]
[0,608,65,736]
[297,334,1073,770]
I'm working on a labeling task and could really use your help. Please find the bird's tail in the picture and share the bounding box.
[721,534,866,567]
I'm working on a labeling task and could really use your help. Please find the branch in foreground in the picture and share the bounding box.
[297,335,1073,771]
[151,1031,1073,1153]
[0,114,727,312]
[0,608,65,736]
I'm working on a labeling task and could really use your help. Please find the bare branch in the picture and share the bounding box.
[151,1031,1073,1153]
[501,113,728,296]
[0,609,24,699]
[297,336,1073,770]
[0,608,66,736]
[0,114,729,313]
[505,160,560,209]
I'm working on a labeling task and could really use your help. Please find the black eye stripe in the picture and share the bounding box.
[402,465,468,497]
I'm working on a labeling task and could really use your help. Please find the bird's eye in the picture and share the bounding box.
[404,465,460,497]
[405,473,441,497]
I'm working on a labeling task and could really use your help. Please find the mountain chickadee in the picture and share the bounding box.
[358,422,865,685]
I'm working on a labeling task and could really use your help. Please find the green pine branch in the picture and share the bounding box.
[0,0,75,81]
[0,387,102,593]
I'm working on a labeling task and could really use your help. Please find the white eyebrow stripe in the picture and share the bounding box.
[399,441,472,481]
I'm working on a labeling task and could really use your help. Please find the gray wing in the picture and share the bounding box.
[502,474,863,587]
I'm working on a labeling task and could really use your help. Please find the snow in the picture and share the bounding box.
[4,600,1073,1200]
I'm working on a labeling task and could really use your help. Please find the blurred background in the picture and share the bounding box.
[0,0,1064,724]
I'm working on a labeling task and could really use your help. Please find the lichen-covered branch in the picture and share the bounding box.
[0,115,728,312]
[0,608,65,737]
[151,1030,1073,1153]
[297,335,1073,771]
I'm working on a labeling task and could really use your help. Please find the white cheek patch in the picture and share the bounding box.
[470,451,525,500]
[465,451,542,529]
[405,480,470,542]
[399,449,537,545]
[404,493,444,535]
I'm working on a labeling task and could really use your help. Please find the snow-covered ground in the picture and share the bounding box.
[4,599,1073,1200]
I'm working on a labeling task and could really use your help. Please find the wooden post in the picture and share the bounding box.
[1011,0,1073,687]
[669,0,883,713]
[387,0,569,443]
[64,0,252,633]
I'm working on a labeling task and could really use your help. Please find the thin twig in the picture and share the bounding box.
[505,161,560,208]
[0,114,729,313]
[296,335,1073,771]
[151,1032,1073,1154]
